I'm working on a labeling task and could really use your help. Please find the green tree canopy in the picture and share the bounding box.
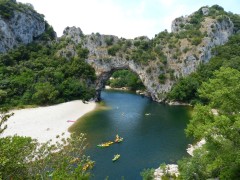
[178,67,240,180]
[0,40,96,108]
[198,67,240,114]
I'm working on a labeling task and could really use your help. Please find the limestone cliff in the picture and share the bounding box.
[170,7,234,76]
[0,0,46,53]
[60,6,236,102]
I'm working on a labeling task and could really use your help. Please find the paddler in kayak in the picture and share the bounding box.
[115,134,123,143]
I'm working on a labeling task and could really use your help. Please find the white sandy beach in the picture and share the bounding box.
[0,100,96,143]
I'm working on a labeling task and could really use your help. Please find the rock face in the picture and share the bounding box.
[170,7,234,77]
[200,17,234,62]
[63,26,83,44]
[171,16,188,33]
[202,7,209,15]
[60,6,235,102]
[0,3,46,53]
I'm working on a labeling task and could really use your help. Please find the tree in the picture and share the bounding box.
[32,82,59,104]
[0,136,36,179]
[140,168,155,180]
[0,33,96,108]
[178,67,240,179]
[198,67,240,114]
[0,111,94,179]
[0,109,33,179]
[107,44,120,56]
[0,108,13,134]
[0,133,93,179]
[109,70,145,91]
[167,74,200,103]
[0,90,7,104]
[28,133,93,179]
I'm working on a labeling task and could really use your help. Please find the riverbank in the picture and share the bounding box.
[1,100,96,143]
[105,85,129,91]
[105,85,150,97]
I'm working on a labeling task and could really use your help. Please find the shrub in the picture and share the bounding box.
[134,40,140,47]
[140,168,155,180]
[108,44,121,56]
[191,37,202,45]
[158,73,166,84]
[105,36,114,46]
[183,47,189,53]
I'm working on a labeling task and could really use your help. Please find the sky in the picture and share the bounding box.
[17,0,240,39]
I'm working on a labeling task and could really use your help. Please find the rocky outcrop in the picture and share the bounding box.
[170,7,234,77]
[202,7,210,16]
[63,26,83,44]
[187,139,206,156]
[154,164,179,180]
[171,16,188,33]
[200,16,234,62]
[0,2,46,53]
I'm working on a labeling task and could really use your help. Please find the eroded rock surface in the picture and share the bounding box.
[0,3,46,52]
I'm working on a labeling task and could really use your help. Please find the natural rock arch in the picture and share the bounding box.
[91,58,150,101]
[61,6,234,102]
[84,48,174,102]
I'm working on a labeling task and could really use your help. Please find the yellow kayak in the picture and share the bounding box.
[112,154,120,162]
[97,141,114,147]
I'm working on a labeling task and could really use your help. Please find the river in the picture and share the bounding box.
[70,90,191,179]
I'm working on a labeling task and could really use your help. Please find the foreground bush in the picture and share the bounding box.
[0,110,94,179]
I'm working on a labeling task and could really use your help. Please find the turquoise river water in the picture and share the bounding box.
[70,90,191,179]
